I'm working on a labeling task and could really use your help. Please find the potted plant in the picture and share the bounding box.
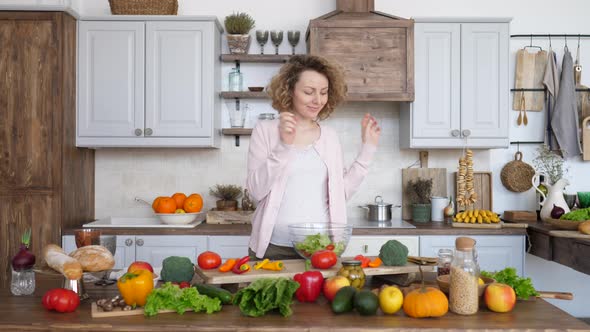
[209,184,243,211]
[406,178,433,223]
[224,12,255,54]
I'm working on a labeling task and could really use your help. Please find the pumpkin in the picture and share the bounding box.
[402,286,448,318]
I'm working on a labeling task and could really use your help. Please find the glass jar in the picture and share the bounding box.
[228,67,243,92]
[449,237,479,315]
[337,260,365,289]
[11,267,35,296]
[437,248,453,276]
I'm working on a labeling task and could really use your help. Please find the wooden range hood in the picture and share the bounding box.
[306,0,414,101]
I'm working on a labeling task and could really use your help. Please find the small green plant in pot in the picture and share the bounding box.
[406,178,433,223]
[224,12,255,54]
[210,184,243,211]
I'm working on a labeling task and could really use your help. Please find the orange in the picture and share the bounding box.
[171,192,187,209]
[155,197,176,214]
[152,196,165,212]
[184,194,203,213]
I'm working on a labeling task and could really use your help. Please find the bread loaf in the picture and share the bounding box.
[42,244,83,280]
[69,245,115,272]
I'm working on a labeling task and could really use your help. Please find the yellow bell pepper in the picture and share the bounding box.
[117,269,154,307]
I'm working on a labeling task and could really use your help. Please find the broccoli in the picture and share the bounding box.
[161,256,194,283]
[378,240,409,266]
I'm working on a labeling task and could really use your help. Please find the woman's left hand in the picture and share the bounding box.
[361,113,381,146]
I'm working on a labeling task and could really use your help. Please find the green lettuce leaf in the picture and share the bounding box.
[144,282,221,317]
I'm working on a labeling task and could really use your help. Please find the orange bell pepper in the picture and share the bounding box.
[368,257,382,268]
[116,269,154,307]
[218,258,237,272]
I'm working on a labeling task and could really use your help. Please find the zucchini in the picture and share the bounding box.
[194,284,233,304]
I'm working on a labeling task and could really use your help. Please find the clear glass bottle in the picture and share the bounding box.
[449,237,479,315]
[228,67,243,92]
[437,248,453,276]
[11,267,35,296]
[536,174,548,211]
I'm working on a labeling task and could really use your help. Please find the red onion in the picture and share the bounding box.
[550,204,566,219]
[11,229,35,271]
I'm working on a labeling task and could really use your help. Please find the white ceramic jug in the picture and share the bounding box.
[532,173,570,221]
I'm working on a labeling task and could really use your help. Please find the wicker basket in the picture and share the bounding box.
[500,152,535,193]
[108,0,178,15]
[544,218,587,230]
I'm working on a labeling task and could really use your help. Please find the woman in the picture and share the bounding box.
[246,55,381,260]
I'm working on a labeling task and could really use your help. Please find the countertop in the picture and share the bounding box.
[62,221,528,236]
[1,275,588,332]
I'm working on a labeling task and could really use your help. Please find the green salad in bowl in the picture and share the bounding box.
[288,223,352,259]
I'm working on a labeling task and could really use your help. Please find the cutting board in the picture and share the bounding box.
[451,222,528,229]
[91,303,194,318]
[513,49,547,111]
[583,116,590,161]
[548,230,590,239]
[503,210,538,223]
[454,171,493,211]
[195,259,434,285]
[402,168,447,220]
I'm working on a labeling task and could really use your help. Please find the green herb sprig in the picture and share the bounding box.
[481,267,539,300]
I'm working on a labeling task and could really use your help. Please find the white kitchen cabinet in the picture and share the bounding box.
[400,18,510,149]
[342,236,419,258]
[207,236,250,259]
[77,18,221,148]
[419,235,525,275]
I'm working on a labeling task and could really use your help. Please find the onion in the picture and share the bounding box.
[11,229,36,271]
[550,204,566,219]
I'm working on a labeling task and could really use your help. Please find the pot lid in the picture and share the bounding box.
[368,195,392,207]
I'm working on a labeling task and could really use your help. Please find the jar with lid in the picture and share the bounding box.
[337,260,365,289]
[437,248,453,276]
[449,236,479,315]
[228,67,243,92]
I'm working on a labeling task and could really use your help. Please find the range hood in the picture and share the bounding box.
[306,0,414,102]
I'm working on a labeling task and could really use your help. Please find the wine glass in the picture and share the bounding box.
[287,30,300,55]
[75,229,101,248]
[255,30,269,55]
[270,30,283,55]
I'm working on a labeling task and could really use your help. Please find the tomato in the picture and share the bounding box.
[41,288,80,313]
[197,251,222,269]
[325,244,335,251]
[311,250,338,269]
[179,281,191,289]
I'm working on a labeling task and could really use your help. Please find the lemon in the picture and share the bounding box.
[175,209,186,214]
[478,278,484,285]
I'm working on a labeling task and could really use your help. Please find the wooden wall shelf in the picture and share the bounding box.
[220,91,269,99]
[220,54,292,63]
[221,128,253,147]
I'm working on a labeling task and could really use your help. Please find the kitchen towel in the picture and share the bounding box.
[513,49,548,111]
[551,48,583,158]
[543,49,560,149]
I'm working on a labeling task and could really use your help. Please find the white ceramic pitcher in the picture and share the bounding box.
[532,173,570,221]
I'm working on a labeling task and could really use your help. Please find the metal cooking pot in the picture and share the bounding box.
[358,196,400,221]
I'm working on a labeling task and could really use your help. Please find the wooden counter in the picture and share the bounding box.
[63,222,527,236]
[1,276,587,332]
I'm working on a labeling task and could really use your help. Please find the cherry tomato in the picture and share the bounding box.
[311,250,338,269]
[41,288,80,313]
[325,244,335,251]
[179,281,191,289]
[197,251,222,269]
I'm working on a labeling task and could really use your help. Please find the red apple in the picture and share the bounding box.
[322,276,351,302]
[128,261,154,273]
[484,282,516,313]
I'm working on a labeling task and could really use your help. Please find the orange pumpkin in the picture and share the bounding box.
[184,194,203,213]
[171,192,187,209]
[155,197,176,214]
[152,196,165,212]
[402,286,448,318]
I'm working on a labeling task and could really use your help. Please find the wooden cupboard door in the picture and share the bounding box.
[0,13,59,190]
[0,194,59,285]
[78,21,145,137]
[460,23,509,139]
[412,23,461,140]
[145,21,214,137]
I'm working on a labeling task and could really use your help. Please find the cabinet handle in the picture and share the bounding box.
[125,238,133,246]
[144,128,153,136]
[462,129,471,137]
[134,128,143,136]
[136,239,144,247]
[363,244,368,254]
[451,129,461,137]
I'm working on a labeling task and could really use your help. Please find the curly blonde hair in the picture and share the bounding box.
[267,55,347,120]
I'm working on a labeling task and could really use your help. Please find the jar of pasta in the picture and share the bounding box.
[449,237,479,315]
[337,260,366,289]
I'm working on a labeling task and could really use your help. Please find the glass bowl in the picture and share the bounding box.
[288,223,352,259]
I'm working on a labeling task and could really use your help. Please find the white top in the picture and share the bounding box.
[270,146,330,246]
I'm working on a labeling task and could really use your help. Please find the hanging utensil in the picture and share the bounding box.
[575,34,582,84]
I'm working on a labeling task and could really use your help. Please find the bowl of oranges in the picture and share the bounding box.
[149,193,205,225]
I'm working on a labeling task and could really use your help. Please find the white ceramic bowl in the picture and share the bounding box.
[155,212,204,225]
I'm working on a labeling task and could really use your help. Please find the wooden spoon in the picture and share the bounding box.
[517,110,523,126]
[537,291,573,300]
[523,109,528,126]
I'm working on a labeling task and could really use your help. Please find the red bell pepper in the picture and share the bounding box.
[232,256,251,274]
[354,255,371,268]
[293,271,324,302]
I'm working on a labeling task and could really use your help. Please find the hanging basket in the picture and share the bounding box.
[500,151,535,193]
[108,0,178,15]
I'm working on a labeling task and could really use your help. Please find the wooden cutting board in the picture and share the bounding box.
[451,222,528,229]
[402,168,447,220]
[503,210,538,223]
[454,171,493,211]
[195,259,434,285]
[583,116,590,161]
[548,230,590,239]
[91,303,194,318]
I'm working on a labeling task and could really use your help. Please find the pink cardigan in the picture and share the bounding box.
[246,119,376,258]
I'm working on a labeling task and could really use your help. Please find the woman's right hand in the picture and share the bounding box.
[279,112,296,145]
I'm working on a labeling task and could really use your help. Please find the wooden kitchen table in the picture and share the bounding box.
[0,275,588,331]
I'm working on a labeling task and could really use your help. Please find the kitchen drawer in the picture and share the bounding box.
[207,236,249,259]
[342,236,419,258]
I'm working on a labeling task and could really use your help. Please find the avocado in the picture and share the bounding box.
[353,290,379,316]
[331,286,357,314]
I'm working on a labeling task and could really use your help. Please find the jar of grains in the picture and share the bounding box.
[449,237,479,315]
[437,248,453,276]
[337,260,366,289]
